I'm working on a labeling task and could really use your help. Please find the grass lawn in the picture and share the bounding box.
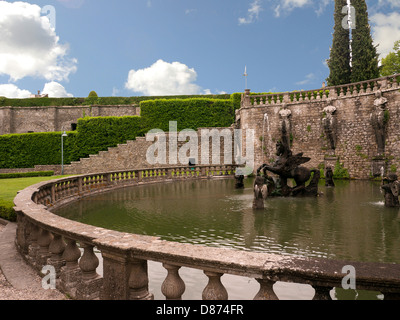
[0,175,71,221]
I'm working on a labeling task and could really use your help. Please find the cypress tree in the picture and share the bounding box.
[350,0,380,83]
[326,0,351,86]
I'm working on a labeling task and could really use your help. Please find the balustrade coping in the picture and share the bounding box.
[241,73,400,108]
[13,166,400,299]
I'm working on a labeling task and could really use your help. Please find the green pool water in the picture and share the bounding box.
[53,178,400,299]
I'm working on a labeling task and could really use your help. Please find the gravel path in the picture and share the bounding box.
[0,222,67,300]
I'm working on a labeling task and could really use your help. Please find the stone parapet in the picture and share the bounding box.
[13,167,400,300]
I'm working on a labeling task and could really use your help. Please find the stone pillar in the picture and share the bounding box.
[60,238,82,298]
[161,264,186,300]
[254,279,279,300]
[47,233,66,284]
[28,224,40,267]
[37,228,53,269]
[202,271,228,300]
[76,243,103,300]
[129,258,154,300]
[98,247,131,300]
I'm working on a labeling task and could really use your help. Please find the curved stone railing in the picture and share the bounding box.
[14,165,400,300]
[242,73,400,107]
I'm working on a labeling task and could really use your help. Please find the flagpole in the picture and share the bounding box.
[243,66,248,90]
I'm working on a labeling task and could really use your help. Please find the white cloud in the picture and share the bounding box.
[371,12,400,59]
[0,1,77,82]
[0,84,31,98]
[239,0,263,25]
[274,0,312,17]
[0,81,73,98]
[125,59,207,96]
[296,73,316,85]
[42,81,73,97]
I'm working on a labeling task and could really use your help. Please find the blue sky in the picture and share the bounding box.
[0,0,399,98]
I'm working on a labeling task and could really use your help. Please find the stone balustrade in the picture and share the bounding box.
[243,73,400,108]
[14,165,400,300]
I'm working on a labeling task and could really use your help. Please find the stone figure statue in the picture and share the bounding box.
[258,140,319,197]
[370,91,388,155]
[325,166,335,187]
[279,104,292,149]
[253,176,268,209]
[322,99,337,152]
[234,175,245,189]
[381,173,400,207]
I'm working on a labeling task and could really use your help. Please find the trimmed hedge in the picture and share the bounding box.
[140,98,235,132]
[0,200,16,222]
[0,132,77,169]
[73,116,145,159]
[0,96,238,169]
[0,94,231,107]
[0,171,54,179]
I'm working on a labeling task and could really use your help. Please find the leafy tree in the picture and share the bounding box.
[326,0,352,86]
[380,40,400,76]
[350,0,380,83]
[88,91,98,98]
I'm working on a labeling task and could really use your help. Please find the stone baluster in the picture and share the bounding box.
[161,264,186,300]
[254,279,279,300]
[28,224,40,267]
[37,228,53,269]
[202,271,228,300]
[366,82,372,93]
[76,243,103,300]
[382,292,400,300]
[60,238,82,298]
[16,213,30,255]
[312,286,332,300]
[339,87,344,97]
[48,233,66,281]
[129,258,154,300]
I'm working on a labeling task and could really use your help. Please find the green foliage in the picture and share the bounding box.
[139,98,235,132]
[0,171,54,179]
[0,200,15,221]
[0,94,231,108]
[350,0,380,82]
[326,0,351,86]
[0,132,77,169]
[88,91,98,98]
[381,40,400,76]
[333,160,350,180]
[73,116,144,159]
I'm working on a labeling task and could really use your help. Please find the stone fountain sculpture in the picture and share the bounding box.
[257,125,320,197]
[370,90,388,156]
[381,173,400,207]
[253,176,268,209]
[322,99,337,153]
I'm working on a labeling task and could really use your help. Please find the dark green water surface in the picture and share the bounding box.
[53,178,400,264]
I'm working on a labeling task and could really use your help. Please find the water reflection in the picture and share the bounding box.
[54,178,400,264]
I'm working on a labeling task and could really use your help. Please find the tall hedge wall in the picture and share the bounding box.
[73,116,144,159]
[0,132,77,169]
[0,94,231,107]
[0,97,237,169]
[140,98,235,132]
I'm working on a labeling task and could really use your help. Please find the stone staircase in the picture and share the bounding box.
[64,137,153,175]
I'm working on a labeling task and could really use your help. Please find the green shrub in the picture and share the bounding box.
[0,132,77,169]
[0,200,16,222]
[333,161,350,180]
[0,171,54,179]
[140,98,235,132]
[72,116,145,159]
